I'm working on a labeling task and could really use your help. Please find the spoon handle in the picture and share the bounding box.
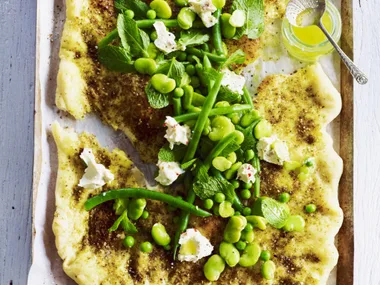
[318,22,368,85]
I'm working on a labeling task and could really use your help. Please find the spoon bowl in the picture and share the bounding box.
[285,0,368,84]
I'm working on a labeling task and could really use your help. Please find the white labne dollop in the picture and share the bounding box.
[237,163,257,184]
[189,0,217,28]
[153,21,178,54]
[178,228,214,262]
[78,148,114,189]
[221,69,246,95]
[155,160,185,186]
[256,135,290,165]
[164,116,191,149]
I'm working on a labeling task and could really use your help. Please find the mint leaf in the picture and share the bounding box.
[145,82,170,109]
[98,46,135,73]
[193,176,224,200]
[156,58,186,86]
[115,0,149,19]
[117,14,149,58]
[109,210,138,234]
[217,86,242,103]
[113,198,129,215]
[181,158,197,170]
[231,0,264,39]
[178,30,210,49]
[221,49,246,68]
[252,197,290,229]
[237,119,260,151]
[158,144,187,162]
[219,141,241,157]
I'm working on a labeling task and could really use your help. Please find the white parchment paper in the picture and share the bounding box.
[29,0,341,284]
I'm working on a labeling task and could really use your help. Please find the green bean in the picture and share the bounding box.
[201,43,210,52]
[182,85,194,110]
[128,198,146,220]
[173,97,182,116]
[173,104,251,123]
[203,55,212,69]
[219,242,240,267]
[242,86,254,108]
[212,9,225,56]
[186,47,226,63]
[152,223,171,246]
[204,254,226,281]
[182,73,224,162]
[98,29,119,49]
[84,188,211,217]
[252,156,261,197]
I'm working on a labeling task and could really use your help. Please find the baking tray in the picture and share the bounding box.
[30,0,355,284]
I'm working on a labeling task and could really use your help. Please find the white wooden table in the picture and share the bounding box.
[0,0,378,284]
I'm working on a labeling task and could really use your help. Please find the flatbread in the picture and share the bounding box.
[52,62,343,284]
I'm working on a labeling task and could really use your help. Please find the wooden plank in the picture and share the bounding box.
[337,0,354,284]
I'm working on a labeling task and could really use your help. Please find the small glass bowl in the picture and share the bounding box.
[282,1,342,62]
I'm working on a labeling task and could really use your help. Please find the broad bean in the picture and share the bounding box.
[239,242,261,267]
[219,201,235,218]
[147,43,159,59]
[220,13,236,39]
[215,101,230,108]
[240,110,260,127]
[246,215,267,230]
[212,156,232,172]
[226,152,237,164]
[151,74,176,94]
[204,254,226,281]
[240,230,254,243]
[261,260,276,280]
[151,222,171,246]
[178,8,196,30]
[150,0,172,19]
[232,130,244,144]
[282,215,305,232]
[219,242,240,267]
[175,0,188,6]
[224,161,242,180]
[209,116,235,141]
[254,120,272,139]
[134,58,157,75]
[224,215,247,243]
[284,160,302,171]
[128,198,147,220]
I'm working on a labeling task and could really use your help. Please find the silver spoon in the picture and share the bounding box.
[285,0,368,85]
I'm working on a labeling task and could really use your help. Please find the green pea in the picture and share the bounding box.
[151,222,171,246]
[231,179,240,189]
[240,230,254,243]
[178,7,196,30]
[190,76,200,88]
[297,171,308,182]
[234,211,241,216]
[164,244,171,250]
[278,192,291,203]
[244,149,255,161]
[147,43,159,59]
[242,182,252,189]
[305,204,317,213]
[215,101,230,108]
[204,198,214,210]
[240,110,260,127]
[146,9,157,19]
[125,9,135,19]
[219,201,235,218]
[260,250,271,261]
[141,210,149,219]
[150,30,158,41]
[226,152,237,164]
[204,254,225,281]
[220,13,236,39]
[128,198,147,220]
[140,241,153,253]
[283,160,302,171]
[219,242,240,267]
[175,0,188,6]
[123,236,135,248]
[304,157,315,167]
[150,0,172,19]
[224,215,247,243]
[261,260,276,280]
[214,193,226,203]
[235,240,246,251]
[212,156,233,172]
[224,162,242,180]
[209,116,235,141]
[185,64,196,76]
[134,58,157,75]
[243,223,253,232]
[239,242,261,267]
[173,87,184,98]
[242,207,252,216]
[177,51,187,61]
[254,120,272,139]
[282,215,305,232]
[151,74,176,94]
[246,215,267,230]
[212,0,226,8]
[233,130,245,144]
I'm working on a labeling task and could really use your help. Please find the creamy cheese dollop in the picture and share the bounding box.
[256,135,290,165]
[237,163,257,184]
[153,21,178,54]
[189,0,217,28]
[221,69,246,95]
[78,148,114,189]
[155,160,185,186]
[164,116,191,149]
[178,228,214,262]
